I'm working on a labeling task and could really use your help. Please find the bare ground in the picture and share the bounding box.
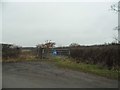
[2,61,118,88]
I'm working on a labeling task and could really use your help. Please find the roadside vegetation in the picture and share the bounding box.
[70,44,119,70]
[2,43,119,80]
[2,44,21,59]
[51,56,119,80]
[3,51,38,63]
[2,44,38,63]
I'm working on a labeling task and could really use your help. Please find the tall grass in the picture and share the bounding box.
[2,49,38,63]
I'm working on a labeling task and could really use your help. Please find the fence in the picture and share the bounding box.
[36,47,70,59]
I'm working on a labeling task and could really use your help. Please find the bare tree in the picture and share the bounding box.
[111,2,120,13]
[111,2,120,43]
[36,40,55,58]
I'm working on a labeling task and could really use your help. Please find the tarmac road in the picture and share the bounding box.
[2,61,118,88]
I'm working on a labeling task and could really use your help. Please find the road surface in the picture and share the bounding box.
[0,62,2,89]
[2,61,118,88]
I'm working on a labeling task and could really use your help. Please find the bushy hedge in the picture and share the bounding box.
[70,45,120,70]
[2,44,21,59]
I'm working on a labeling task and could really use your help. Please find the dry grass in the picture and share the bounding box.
[51,56,119,80]
[2,50,38,63]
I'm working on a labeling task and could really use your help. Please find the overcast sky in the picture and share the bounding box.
[1,1,118,47]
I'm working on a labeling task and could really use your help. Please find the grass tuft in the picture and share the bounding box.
[51,56,119,80]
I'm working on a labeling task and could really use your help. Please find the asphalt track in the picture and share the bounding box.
[2,61,118,88]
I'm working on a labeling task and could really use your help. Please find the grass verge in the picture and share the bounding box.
[51,56,119,80]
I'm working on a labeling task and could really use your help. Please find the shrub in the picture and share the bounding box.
[70,44,120,70]
[2,44,21,59]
